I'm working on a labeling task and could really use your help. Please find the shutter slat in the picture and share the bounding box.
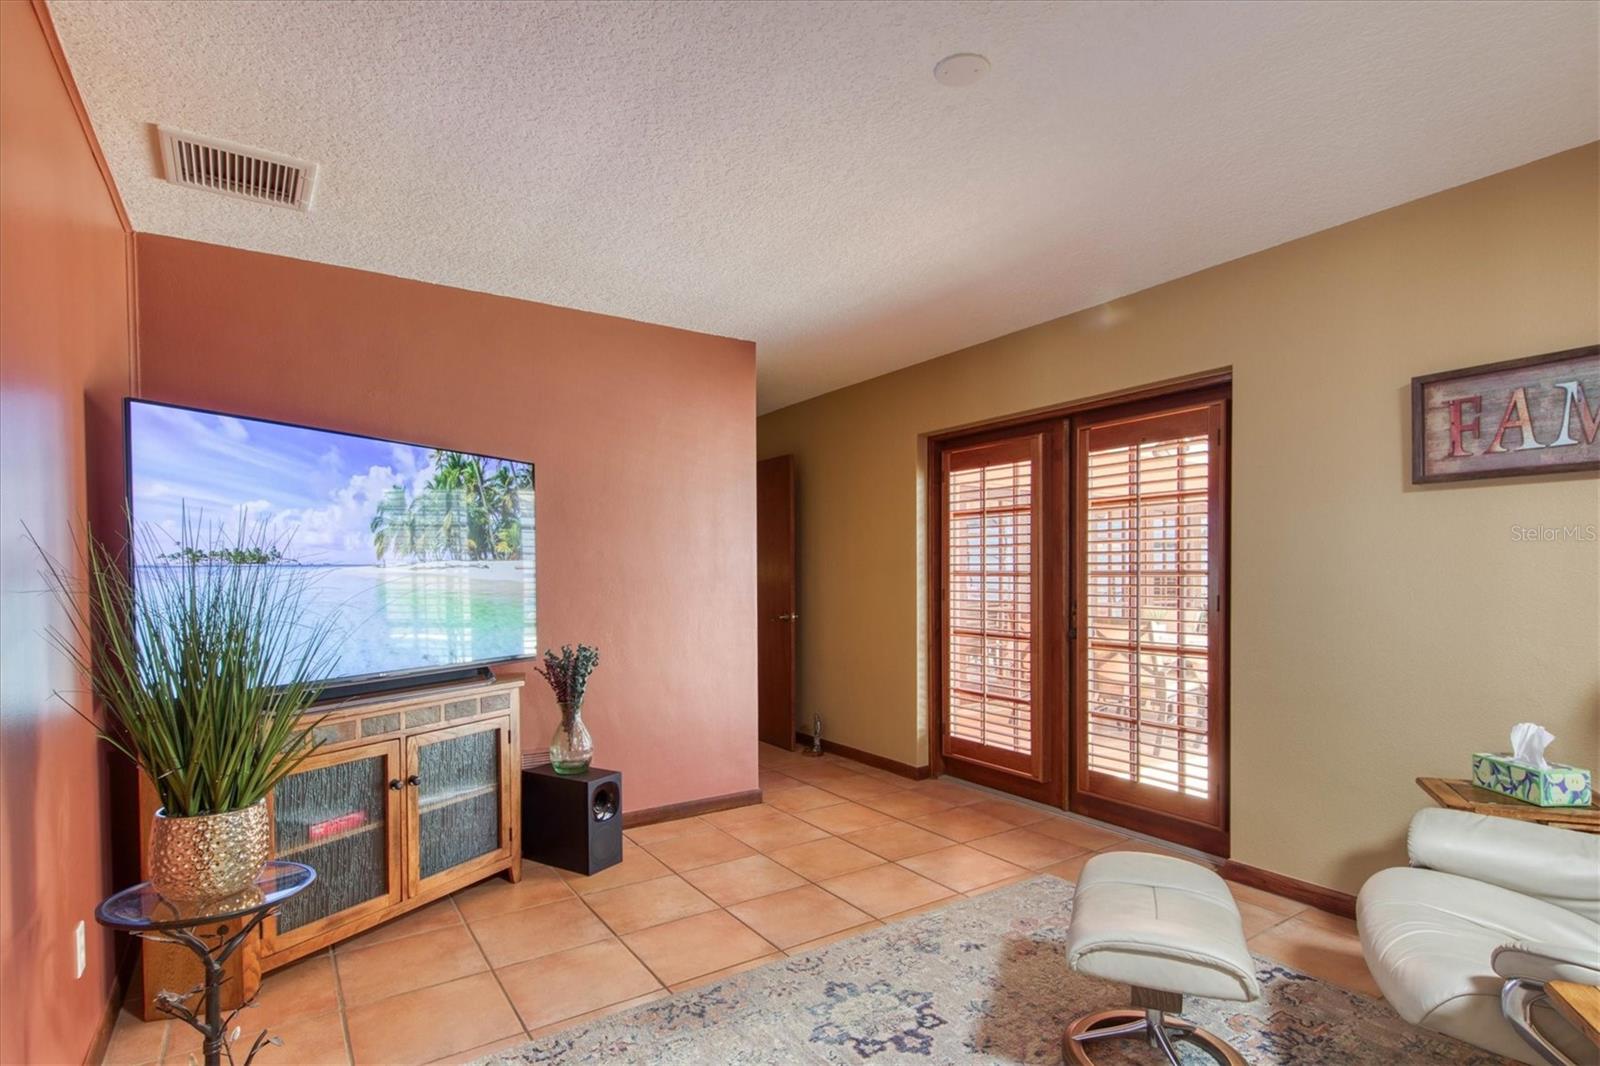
[1083,425,1214,800]
[945,447,1036,760]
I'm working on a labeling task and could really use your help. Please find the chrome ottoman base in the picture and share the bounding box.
[1064,989,1246,1066]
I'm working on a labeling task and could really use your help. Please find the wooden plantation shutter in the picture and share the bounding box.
[1073,397,1228,853]
[940,434,1047,782]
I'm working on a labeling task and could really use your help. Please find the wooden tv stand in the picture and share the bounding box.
[134,677,523,1020]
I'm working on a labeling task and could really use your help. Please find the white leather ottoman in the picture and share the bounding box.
[1063,851,1261,1065]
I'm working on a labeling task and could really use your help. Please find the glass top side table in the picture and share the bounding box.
[97,861,315,1066]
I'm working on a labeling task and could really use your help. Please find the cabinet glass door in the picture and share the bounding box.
[407,716,514,893]
[267,740,403,950]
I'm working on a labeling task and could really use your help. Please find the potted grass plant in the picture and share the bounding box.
[41,517,338,901]
[536,644,600,774]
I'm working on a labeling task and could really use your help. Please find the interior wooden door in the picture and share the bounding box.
[405,715,516,897]
[934,428,1063,805]
[264,739,405,955]
[757,455,798,748]
[1071,394,1229,854]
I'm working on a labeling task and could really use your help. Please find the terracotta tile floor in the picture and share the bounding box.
[103,744,1382,1065]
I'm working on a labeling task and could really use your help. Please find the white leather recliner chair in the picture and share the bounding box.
[1358,808,1600,1065]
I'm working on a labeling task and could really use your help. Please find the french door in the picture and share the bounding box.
[1070,395,1228,854]
[932,385,1229,853]
[935,429,1062,805]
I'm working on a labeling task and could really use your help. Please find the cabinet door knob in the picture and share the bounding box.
[389,778,403,791]
[406,775,421,787]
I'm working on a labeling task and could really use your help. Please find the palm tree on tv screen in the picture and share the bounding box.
[369,450,527,564]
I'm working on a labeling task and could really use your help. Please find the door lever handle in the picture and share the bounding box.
[775,613,799,621]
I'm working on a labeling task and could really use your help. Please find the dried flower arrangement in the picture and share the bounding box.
[536,644,601,773]
[536,644,601,717]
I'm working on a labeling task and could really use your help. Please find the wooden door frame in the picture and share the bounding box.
[1068,386,1231,855]
[262,738,406,956]
[404,715,517,898]
[925,370,1231,839]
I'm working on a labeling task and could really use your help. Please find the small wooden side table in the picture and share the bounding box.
[1415,777,1599,834]
[1546,981,1600,1055]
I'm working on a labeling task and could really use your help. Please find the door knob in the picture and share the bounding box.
[406,774,421,787]
[389,778,403,791]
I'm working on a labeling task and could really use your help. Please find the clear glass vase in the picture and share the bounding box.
[550,703,593,774]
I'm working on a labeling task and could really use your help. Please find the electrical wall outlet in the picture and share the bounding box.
[75,920,86,979]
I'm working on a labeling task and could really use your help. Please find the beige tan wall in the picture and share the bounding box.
[757,144,1600,894]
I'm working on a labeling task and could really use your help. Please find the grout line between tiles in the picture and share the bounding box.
[1246,910,1298,936]
[575,896,670,1023]
[614,926,677,989]
[326,948,355,1066]
[624,907,779,989]
[454,894,533,1042]
[496,748,1315,1045]
[339,900,523,1058]
[332,904,470,958]
[138,748,1317,1063]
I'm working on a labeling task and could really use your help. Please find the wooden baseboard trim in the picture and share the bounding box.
[1218,860,1356,920]
[623,788,763,829]
[794,733,931,780]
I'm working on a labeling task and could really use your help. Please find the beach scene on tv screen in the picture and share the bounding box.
[128,402,536,682]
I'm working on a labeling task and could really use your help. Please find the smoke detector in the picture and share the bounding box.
[933,53,990,87]
[156,126,318,211]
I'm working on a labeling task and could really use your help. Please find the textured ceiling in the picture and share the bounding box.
[48,1,1599,412]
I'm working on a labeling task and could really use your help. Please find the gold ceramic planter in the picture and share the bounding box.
[149,800,270,901]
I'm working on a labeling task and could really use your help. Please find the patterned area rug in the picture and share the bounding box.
[479,877,1508,1065]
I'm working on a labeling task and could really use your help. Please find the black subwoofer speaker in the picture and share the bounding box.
[521,765,623,875]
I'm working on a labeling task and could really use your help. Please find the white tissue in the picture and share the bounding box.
[1510,722,1554,769]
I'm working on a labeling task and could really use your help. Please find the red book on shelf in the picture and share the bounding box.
[308,811,368,841]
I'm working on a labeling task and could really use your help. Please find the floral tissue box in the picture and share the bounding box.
[1471,752,1592,807]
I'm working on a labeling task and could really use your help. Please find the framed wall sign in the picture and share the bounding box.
[1411,345,1600,484]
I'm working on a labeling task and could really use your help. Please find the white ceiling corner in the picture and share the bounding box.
[46,0,1600,413]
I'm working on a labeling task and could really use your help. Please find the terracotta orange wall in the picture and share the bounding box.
[0,2,135,1062]
[132,234,759,814]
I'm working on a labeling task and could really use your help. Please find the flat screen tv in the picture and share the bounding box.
[125,399,536,699]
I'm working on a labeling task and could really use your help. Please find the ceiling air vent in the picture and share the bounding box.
[156,126,318,211]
